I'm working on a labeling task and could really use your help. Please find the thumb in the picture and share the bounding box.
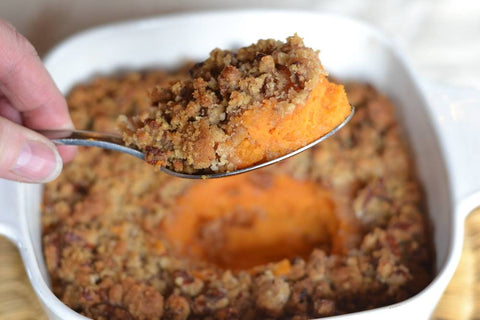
[0,117,62,183]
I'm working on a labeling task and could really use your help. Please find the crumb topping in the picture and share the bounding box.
[119,34,337,174]
[43,70,433,320]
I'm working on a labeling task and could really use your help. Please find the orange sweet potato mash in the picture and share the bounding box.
[119,34,351,174]
[161,173,338,270]
[223,75,351,169]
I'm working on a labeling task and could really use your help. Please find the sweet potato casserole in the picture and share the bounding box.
[42,61,433,319]
[118,35,351,174]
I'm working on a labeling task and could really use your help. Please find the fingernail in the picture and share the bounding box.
[11,140,62,182]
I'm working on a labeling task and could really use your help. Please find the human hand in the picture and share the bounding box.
[0,19,76,183]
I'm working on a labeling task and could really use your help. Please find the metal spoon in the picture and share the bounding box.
[38,105,354,179]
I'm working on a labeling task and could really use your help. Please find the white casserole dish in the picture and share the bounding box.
[1,10,480,320]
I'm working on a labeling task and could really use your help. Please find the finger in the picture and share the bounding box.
[57,145,77,163]
[0,19,74,131]
[0,94,22,124]
[1,95,76,162]
[0,117,62,183]
[0,19,77,163]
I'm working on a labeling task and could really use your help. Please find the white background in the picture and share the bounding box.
[0,0,479,90]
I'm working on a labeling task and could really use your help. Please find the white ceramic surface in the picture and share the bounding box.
[0,10,480,320]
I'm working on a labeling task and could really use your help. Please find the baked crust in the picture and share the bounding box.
[43,70,433,320]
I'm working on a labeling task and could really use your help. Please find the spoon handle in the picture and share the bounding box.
[37,129,145,160]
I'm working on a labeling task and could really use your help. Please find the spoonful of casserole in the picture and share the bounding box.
[40,34,353,179]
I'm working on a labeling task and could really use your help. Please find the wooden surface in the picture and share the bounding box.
[0,211,479,320]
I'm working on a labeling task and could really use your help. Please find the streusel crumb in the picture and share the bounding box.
[43,70,433,320]
[118,34,351,173]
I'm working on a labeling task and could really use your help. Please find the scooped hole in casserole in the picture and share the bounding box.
[161,173,340,270]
